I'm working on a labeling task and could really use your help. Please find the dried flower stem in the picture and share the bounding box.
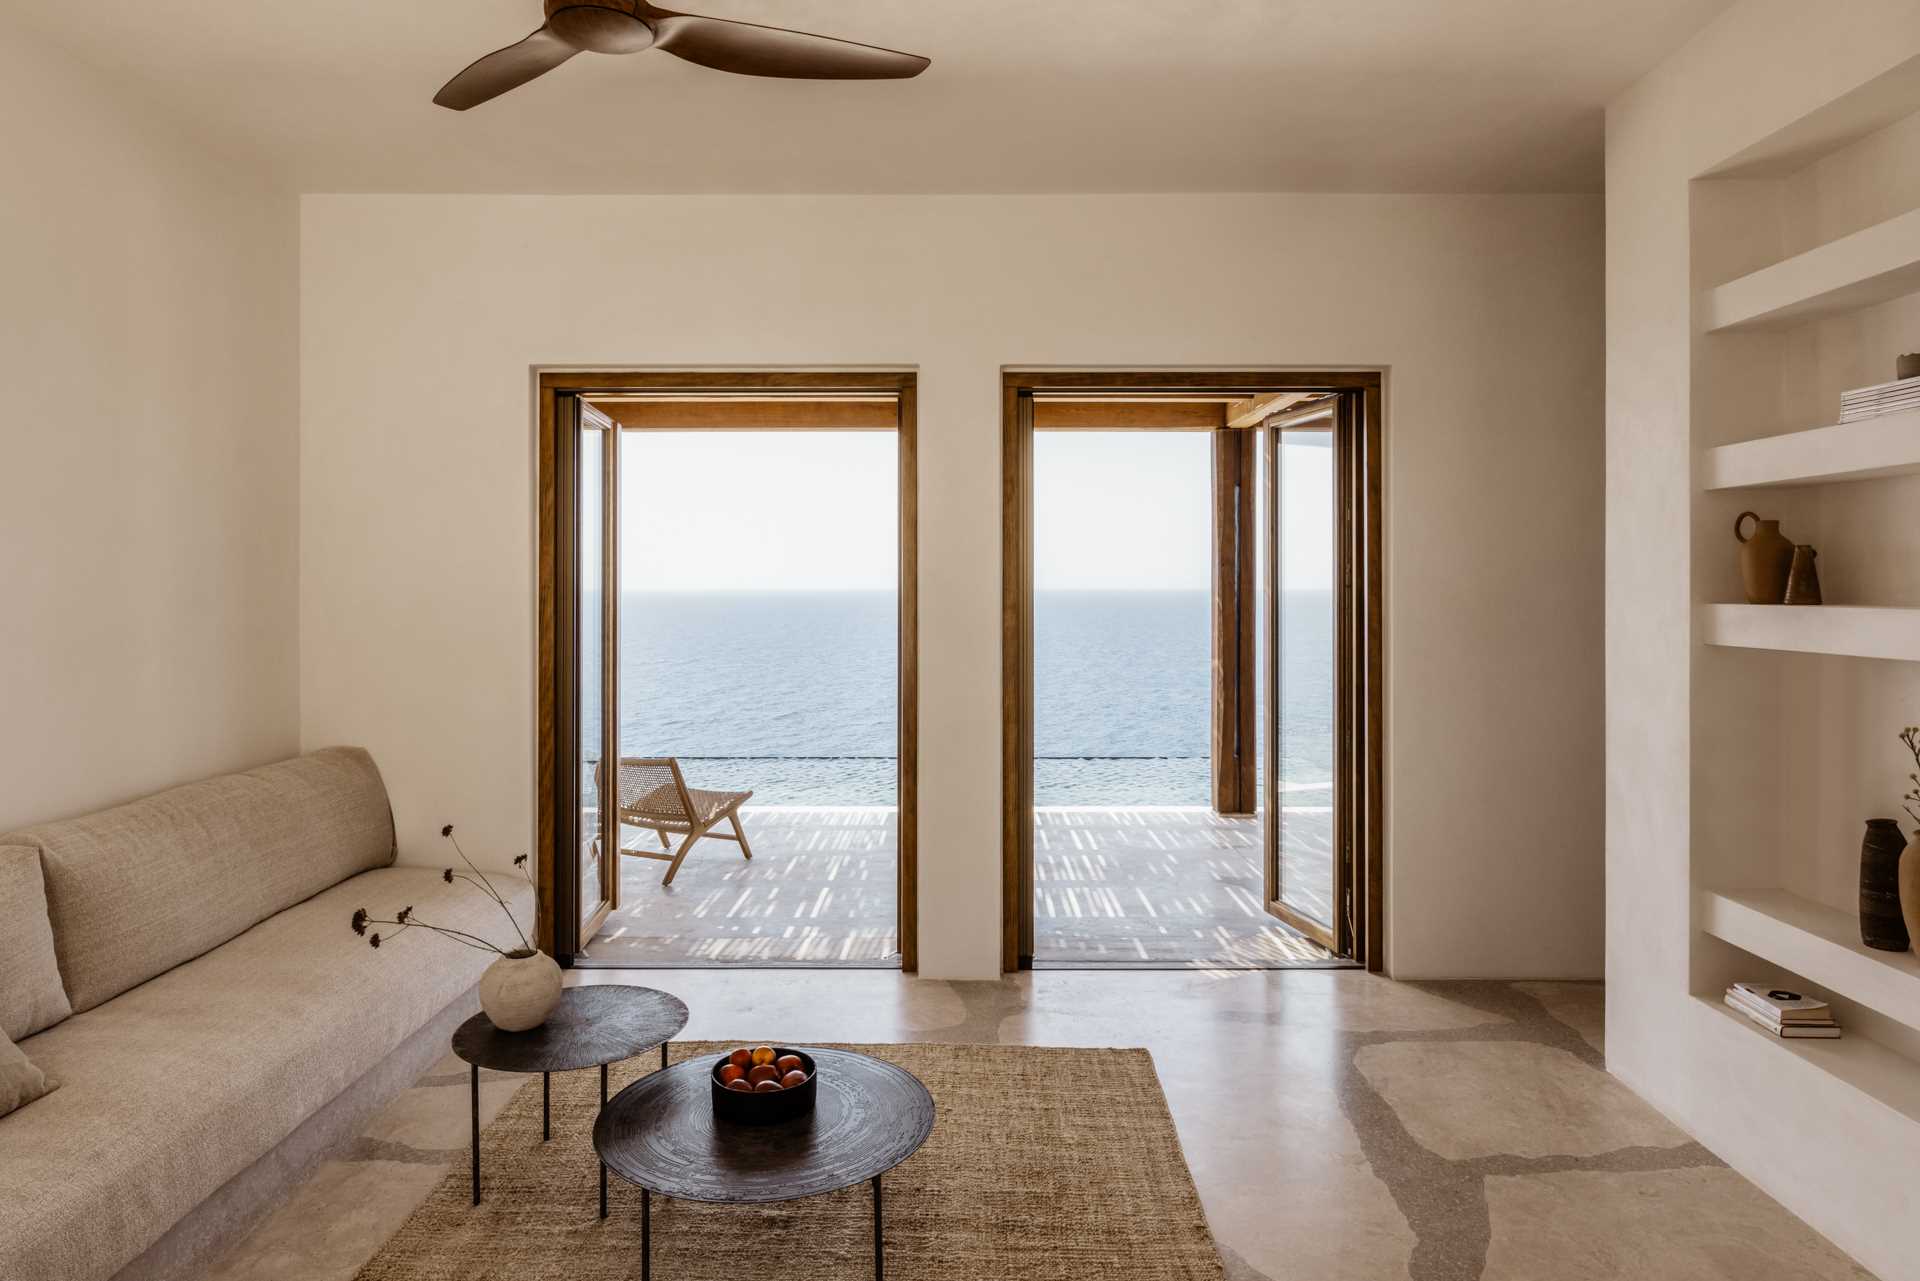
[1901,726,1920,829]
[443,828,531,951]
[351,907,514,955]
[350,824,540,959]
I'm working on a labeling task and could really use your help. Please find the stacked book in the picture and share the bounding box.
[1840,376,1920,422]
[1724,982,1841,1038]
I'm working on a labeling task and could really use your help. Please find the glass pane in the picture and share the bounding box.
[578,420,608,933]
[1275,427,1336,929]
[607,428,901,964]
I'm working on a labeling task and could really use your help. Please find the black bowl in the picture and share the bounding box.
[710,1048,817,1125]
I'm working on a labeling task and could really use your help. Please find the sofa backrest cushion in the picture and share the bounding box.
[0,846,71,1040]
[5,747,395,1014]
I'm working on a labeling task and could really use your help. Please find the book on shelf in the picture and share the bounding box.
[1725,984,1841,1038]
[1839,375,1920,422]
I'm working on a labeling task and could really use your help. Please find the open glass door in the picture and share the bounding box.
[1262,408,1342,952]
[577,401,617,940]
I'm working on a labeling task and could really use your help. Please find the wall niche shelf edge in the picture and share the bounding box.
[1698,604,1920,661]
[1705,205,1920,332]
[1703,408,1920,489]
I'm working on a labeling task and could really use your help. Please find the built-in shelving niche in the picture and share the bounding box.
[1690,64,1920,1155]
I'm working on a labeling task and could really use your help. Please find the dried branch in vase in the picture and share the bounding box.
[350,825,539,958]
[1901,726,1920,830]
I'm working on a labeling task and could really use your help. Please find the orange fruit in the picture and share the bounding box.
[718,1064,744,1084]
[753,1079,782,1092]
[775,1055,803,1074]
[728,1048,753,1071]
[750,1046,777,1067]
[781,1070,808,1089]
[725,1079,752,1093]
[748,1064,779,1085]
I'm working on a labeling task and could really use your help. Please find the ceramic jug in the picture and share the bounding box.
[1734,512,1794,604]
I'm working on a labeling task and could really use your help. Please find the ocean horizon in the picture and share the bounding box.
[584,589,1333,805]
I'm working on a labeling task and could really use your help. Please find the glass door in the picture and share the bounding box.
[577,401,617,939]
[1262,410,1342,952]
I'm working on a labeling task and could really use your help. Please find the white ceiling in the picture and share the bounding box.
[11,0,1731,194]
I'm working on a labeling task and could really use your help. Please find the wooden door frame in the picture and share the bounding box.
[538,369,920,971]
[1212,427,1257,815]
[1000,369,1384,972]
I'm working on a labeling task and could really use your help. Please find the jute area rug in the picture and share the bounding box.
[357,1042,1223,1280]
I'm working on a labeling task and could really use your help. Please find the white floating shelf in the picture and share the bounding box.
[1701,888,1920,1032]
[1696,996,1920,1127]
[1705,206,1920,332]
[1699,604,1920,661]
[1703,408,1920,489]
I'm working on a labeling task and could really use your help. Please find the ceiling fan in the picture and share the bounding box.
[434,0,932,110]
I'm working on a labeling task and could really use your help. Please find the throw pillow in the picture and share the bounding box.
[0,1030,56,1117]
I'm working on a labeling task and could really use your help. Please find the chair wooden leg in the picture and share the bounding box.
[729,811,754,861]
[660,826,707,886]
[659,828,672,851]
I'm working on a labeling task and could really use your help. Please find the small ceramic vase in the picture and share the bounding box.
[1734,512,1794,605]
[1902,837,1920,956]
[479,949,563,1031]
[1783,545,1822,605]
[1860,820,1910,952]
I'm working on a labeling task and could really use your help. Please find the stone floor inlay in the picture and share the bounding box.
[1482,1167,1877,1281]
[1354,1040,1689,1160]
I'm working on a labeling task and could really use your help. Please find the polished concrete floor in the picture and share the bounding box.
[583,806,1333,968]
[208,972,1875,1281]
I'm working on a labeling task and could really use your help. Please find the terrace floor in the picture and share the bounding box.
[578,805,1338,969]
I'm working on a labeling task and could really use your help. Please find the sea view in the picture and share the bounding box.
[595,589,1334,805]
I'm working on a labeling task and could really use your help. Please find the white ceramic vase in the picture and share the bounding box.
[479,949,562,1031]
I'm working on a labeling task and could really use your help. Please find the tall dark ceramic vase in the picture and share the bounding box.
[1860,819,1911,951]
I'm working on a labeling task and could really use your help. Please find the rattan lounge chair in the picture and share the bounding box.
[596,757,754,886]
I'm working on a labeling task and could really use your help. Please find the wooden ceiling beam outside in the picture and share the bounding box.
[587,389,1329,432]
[592,398,897,430]
[1223,391,1323,428]
[1031,401,1226,430]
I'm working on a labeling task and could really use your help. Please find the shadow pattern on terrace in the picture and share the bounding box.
[578,795,1338,969]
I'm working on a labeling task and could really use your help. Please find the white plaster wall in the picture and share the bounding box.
[0,16,299,831]
[1607,3,1920,1277]
[300,193,1603,980]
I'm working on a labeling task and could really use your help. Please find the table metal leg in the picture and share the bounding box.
[641,1187,651,1281]
[599,1060,606,1221]
[873,1174,884,1281]
[469,1064,480,1206]
[542,1071,551,1142]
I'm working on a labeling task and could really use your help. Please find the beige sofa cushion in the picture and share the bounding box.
[5,747,396,1014]
[0,1030,56,1119]
[0,865,532,1281]
[0,845,70,1041]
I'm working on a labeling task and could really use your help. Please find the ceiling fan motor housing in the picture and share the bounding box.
[544,0,658,54]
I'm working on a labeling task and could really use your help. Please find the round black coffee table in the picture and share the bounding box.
[594,1047,934,1280]
[452,984,688,1208]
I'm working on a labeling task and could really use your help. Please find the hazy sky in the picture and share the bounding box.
[619,431,897,591]
[618,429,1332,591]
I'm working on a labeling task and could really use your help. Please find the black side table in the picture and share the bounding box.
[451,984,689,1209]
[594,1047,935,1280]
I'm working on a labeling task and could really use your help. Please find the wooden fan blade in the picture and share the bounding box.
[434,27,579,110]
[644,12,930,80]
